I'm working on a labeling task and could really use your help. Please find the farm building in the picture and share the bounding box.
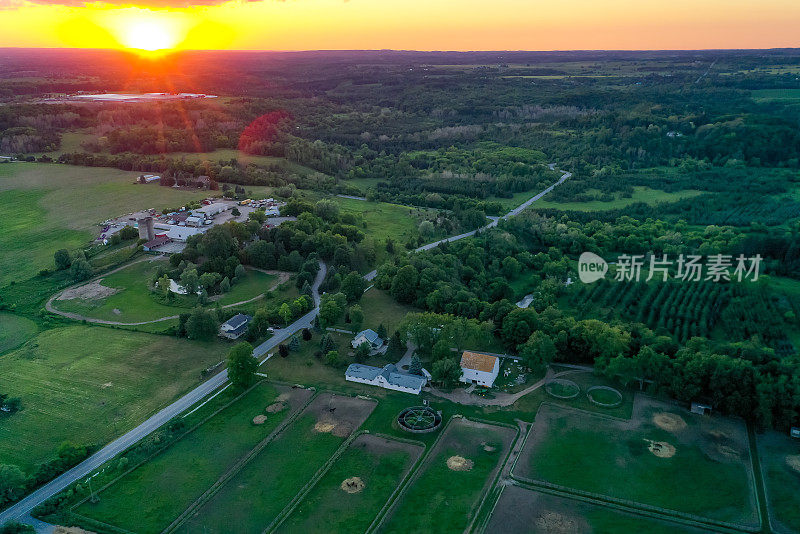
[219,314,252,340]
[345,363,427,394]
[143,235,171,251]
[166,226,206,242]
[186,216,204,227]
[691,402,713,415]
[351,329,384,349]
[791,427,800,439]
[459,351,500,387]
[193,203,229,218]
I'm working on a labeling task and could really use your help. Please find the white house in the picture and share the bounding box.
[351,329,384,349]
[219,313,252,340]
[345,363,427,395]
[459,351,500,387]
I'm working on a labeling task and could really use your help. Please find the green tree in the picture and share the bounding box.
[279,303,293,325]
[319,292,347,328]
[157,274,171,297]
[314,199,340,222]
[180,268,199,295]
[326,350,340,367]
[247,308,271,340]
[377,323,388,340]
[390,265,418,304]
[185,308,217,340]
[220,276,231,293]
[409,354,423,376]
[349,305,364,328]
[431,358,462,388]
[341,271,367,303]
[226,342,257,389]
[418,220,435,238]
[389,331,405,354]
[54,249,72,271]
[234,263,246,282]
[69,259,92,282]
[518,331,556,375]
[320,333,336,353]
[289,335,301,352]
[199,271,221,290]
[432,339,452,361]
[355,342,371,363]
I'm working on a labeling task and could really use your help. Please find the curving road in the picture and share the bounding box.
[0,264,326,528]
[2,166,571,529]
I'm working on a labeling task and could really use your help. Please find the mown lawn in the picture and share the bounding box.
[333,287,416,336]
[275,435,421,534]
[0,325,225,472]
[75,383,289,534]
[0,312,37,354]
[0,163,209,286]
[175,412,347,533]
[52,259,277,323]
[530,186,702,212]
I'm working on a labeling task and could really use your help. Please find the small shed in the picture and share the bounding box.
[691,402,712,415]
[791,427,800,439]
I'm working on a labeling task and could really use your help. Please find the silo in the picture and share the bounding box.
[137,217,155,241]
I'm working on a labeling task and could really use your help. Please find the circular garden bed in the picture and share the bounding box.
[544,379,580,400]
[586,385,623,408]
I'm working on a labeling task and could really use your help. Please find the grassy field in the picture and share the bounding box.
[275,434,423,534]
[515,398,759,526]
[0,325,226,472]
[487,485,707,533]
[52,258,278,323]
[380,419,516,534]
[530,186,702,212]
[333,197,428,247]
[0,163,209,286]
[0,312,37,354]
[751,89,800,103]
[175,394,376,533]
[75,383,309,534]
[759,430,800,533]
[333,287,416,336]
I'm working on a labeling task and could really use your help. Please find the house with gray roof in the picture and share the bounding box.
[219,313,252,340]
[351,329,383,349]
[345,363,427,394]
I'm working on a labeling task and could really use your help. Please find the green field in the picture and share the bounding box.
[516,400,758,526]
[380,419,515,534]
[176,394,376,533]
[52,258,278,323]
[530,186,702,212]
[75,383,305,534]
[334,197,428,248]
[333,287,417,335]
[759,430,800,533]
[0,325,226,472]
[0,163,209,286]
[751,89,800,103]
[0,312,37,354]
[275,434,422,534]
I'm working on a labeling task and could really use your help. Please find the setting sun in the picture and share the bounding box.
[123,20,177,51]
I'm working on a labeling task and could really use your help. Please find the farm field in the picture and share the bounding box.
[0,163,209,286]
[485,485,707,533]
[74,383,313,534]
[52,258,280,323]
[274,434,424,534]
[0,312,37,354]
[530,186,702,212]
[332,287,417,336]
[175,394,376,533]
[758,430,800,534]
[379,418,516,534]
[0,325,225,472]
[333,196,430,249]
[751,88,800,103]
[513,397,759,528]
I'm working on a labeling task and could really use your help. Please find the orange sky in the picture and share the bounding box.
[0,0,799,51]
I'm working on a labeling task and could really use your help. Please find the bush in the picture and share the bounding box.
[279,344,289,358]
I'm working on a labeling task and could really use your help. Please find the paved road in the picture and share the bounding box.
[415,168,571,252]
[0,264,326,528]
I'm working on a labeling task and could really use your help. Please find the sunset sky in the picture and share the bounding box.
[0,0,798,52]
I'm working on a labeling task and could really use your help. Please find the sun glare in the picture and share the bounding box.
[123,20,177,52]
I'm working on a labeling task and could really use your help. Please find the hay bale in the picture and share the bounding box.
[265,401,286,414]
[314,421,335,433]
[446,455,474,471]
[653,412,687,432]
[340,476,365,494]
[252,415,267,425]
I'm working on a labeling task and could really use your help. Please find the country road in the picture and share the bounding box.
[1,166,570,529]
[0,264,326,528]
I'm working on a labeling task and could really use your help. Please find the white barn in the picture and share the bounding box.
[459,351,500,387]
[345,363,427,395]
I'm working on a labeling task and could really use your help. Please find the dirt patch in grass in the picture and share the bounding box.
[535,510,582,534]
[266,401,286,414]
[447,455,474,471]
[314,421,335,433]
[309,393,375,439]
[786,455,800,473]
[646,439,676,458]
[57,279,119,301]
[340,476,365,494]
[653,412,687,432]
[253,415,267,425]
[717,445,740,461]
[55,527,97,534]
